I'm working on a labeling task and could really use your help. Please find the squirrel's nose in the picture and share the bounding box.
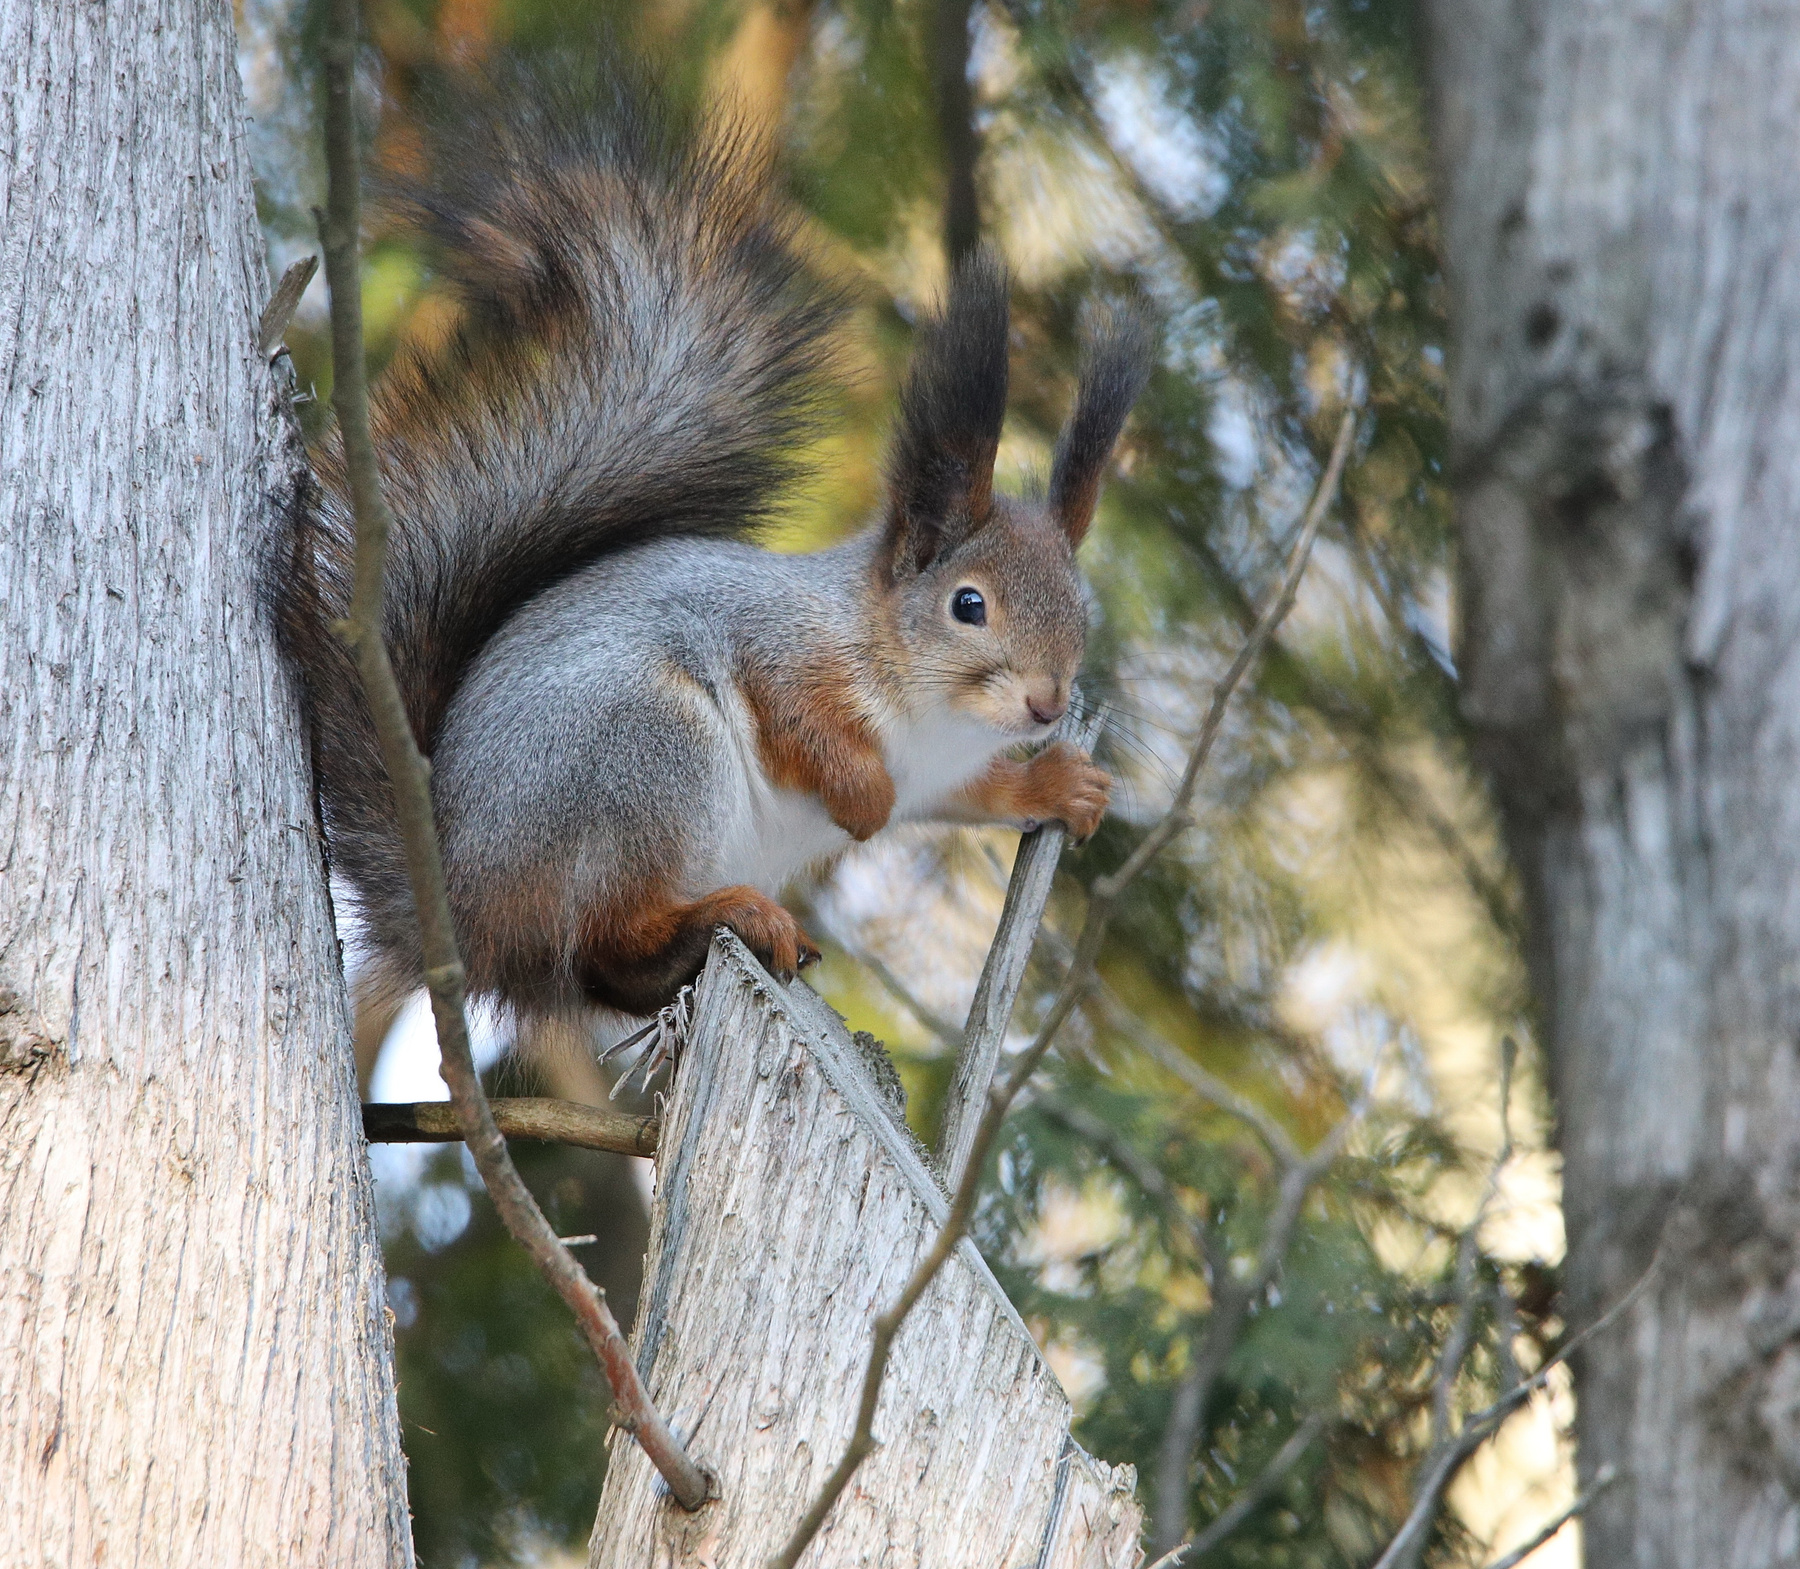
[1027,694,1067,726]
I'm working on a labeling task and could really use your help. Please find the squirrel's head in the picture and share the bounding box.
[875,252,1152,737]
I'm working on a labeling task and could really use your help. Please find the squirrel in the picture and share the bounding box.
[279,59,1153,1023]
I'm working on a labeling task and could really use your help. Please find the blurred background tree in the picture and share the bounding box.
[237,0,1575,1561]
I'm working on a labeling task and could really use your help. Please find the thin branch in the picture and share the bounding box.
[1355,743,1522,948]
[1036,1094,1195,1241]
[1430,1040,1515,1452]
[1369,1259,1658,1569]
[1482,1465,1617,1569]
[938,704,1107,1187]
[363,1098,661,1157]
[1023,915,1308,1172]
[1375,1039,1520,1569]
[315,4,709,1511]
[765,411,1356,1569]
[1116,996,1304,1170]
[1146,1410,1329,1569]
[1151,1089,1366,1554]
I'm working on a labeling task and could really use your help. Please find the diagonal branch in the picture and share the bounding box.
[315,1,709,1511]
[765,410,1356,1569]
[1146,1410,1330,1569]
[938,703,1107,1188]
[1024,915,1310,1172]
[1482,1465,1617,1569]
[1150,1087,1367,1553]
[1369,1257,1658,1569]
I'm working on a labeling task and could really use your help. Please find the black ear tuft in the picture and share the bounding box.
[1050,305,1155,547]
[884,248,1011,575]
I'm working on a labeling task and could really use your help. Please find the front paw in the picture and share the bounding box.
[824,754,897,843]
[1023,741,1111,843]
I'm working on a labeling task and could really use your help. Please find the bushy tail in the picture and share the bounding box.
[280,56,842,967]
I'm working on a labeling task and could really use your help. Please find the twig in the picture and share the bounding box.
[1025,915,1308,1171]
[315,1,709,1511]
[1146,1410,1329,1569]
[765,411,1356,1569]
[1374,1038,1519,1569]
[1369,1258,1658,1569]
[1430,1039,1515,1452]
[937,703,1107,1188]
[363,1098,660,1157]
[1150,1087,1366,1553]
[1036,1094,1194,1238]
[1112,994,1303,1170]
[1482,1465,1617,1569]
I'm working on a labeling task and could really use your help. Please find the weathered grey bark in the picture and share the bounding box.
[1425,5,1800,1563]
[0,4,413,1563]
[587,934,1143,1567]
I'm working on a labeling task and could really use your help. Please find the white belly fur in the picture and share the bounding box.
[709,699,1016,895]
[884,704,1014,818]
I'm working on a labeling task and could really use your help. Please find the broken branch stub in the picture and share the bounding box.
[586,932,1143,1567]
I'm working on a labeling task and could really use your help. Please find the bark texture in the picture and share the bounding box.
[587,935,1143,1567]
[1426,4,1800,1562]
[0,3,413,1563]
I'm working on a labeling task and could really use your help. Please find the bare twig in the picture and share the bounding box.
[1025,915,1307,1171]
[1116,996,1303,1169]
[1482,1465,1617,1569]
[1036,1094,1195,1240]
[1376,1039,1521,1569]
[1369,1259,1658,1569]
[937,703,1107,1188]
[1430,1039,1516,1452]
[1146,1410,1330,1569]
[765,411,1356,1569]
[315,2,709,1510]
[1151,1087,1367,1553]
[363,1098,660,1157]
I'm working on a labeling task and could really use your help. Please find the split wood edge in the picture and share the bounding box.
[314,0,710,1510]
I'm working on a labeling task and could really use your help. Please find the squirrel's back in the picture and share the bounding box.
[280,56,843,977]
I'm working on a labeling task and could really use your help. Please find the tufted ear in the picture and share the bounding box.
[882,250,1011,576]
[1049,307,1154,547]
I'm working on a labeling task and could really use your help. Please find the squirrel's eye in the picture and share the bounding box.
[951,587,987,626]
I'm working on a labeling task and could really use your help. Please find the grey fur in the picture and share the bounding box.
[278,56,1151,1022]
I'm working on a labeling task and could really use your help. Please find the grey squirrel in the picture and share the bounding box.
[280,59,1152,1021]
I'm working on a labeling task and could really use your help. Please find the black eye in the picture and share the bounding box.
[951,587,987,626]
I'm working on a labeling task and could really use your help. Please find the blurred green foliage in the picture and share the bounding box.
[241,0,1569,1560]
[376,1126,649,1566]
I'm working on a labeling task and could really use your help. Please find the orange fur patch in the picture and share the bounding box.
[738,660,896,841]
[575,880,818,1013]
[955,741,1110,842]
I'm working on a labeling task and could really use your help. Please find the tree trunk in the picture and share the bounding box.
[0,4,413,1563]
[587,935,1143,1567]
[1425,4,1800,1562]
